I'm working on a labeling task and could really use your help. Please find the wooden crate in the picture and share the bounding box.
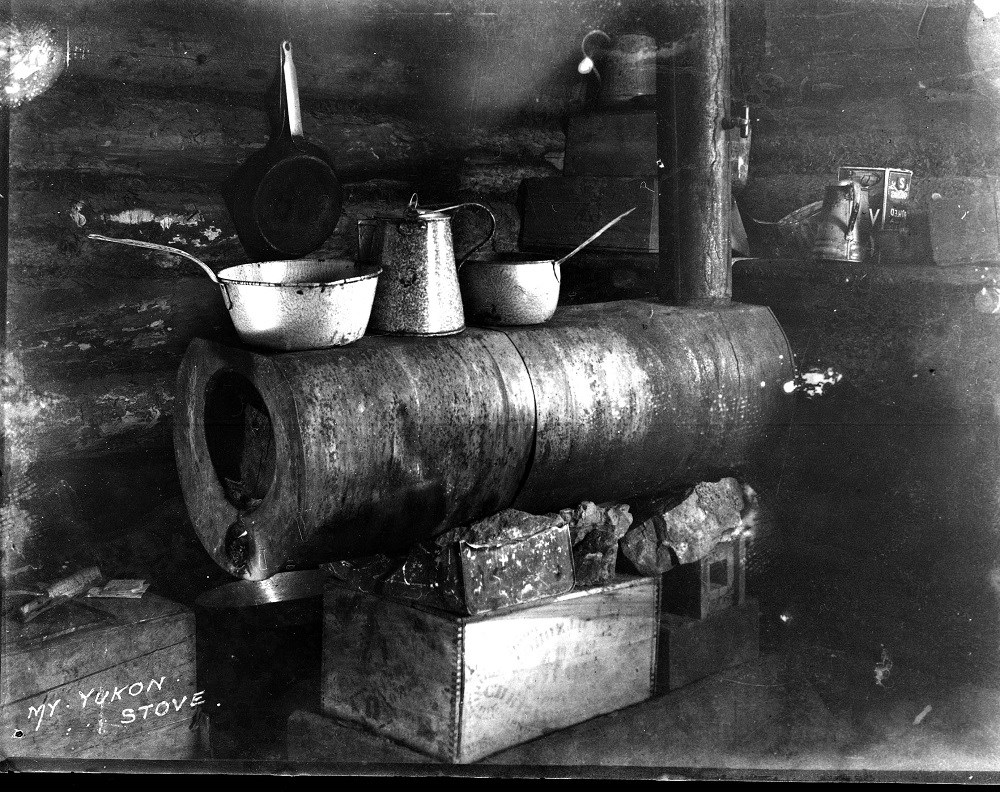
[1,594,200,761]
[655,598,760,693]
[661,535,747,621]
[322,576,659,763]
[929,191,1000,266]
[563,110,657,177]
[519,176,659,253]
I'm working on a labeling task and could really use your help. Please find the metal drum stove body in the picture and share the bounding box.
[175,300,795,580]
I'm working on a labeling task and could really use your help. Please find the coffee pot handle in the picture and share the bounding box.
[845,182,860,239]
[451,203,497,268]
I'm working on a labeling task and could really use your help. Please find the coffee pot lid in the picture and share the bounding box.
[375,193,451,222]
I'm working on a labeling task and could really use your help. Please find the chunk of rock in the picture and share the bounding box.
[619,517,674,575]
[463,508,558,546]
[622,478,750,571]
[557,501,633,587]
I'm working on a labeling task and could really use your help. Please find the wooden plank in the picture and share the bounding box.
[2,595,193,699]
[459,578,658,761]
[288,650,790,767]
[4,362,178,460]
[765,0,967,70]
[7,182,520,280]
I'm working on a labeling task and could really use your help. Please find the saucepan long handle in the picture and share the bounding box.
[554,206,637,267]
[88,234,220,284]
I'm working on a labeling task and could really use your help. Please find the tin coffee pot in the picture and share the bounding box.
[812,180,874,263]
[358,194,496,335]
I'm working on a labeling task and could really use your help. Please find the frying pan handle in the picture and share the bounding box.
[282,41,303,138]
[453,203,497,269]
[87,233,220,284]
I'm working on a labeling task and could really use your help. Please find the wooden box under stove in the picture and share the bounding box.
[321,576,659,763]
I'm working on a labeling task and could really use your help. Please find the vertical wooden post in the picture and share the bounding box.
[1,106,8,492]
[658,0,732,306]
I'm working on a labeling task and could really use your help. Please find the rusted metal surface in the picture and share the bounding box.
[176,300,793,579]
[659,0,733,305]
[445,522,575,616]
[174,331,535,579]
[506,301,794,513]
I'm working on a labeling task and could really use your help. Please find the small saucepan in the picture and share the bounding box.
[459,207,635,326]
[89,234,381,351]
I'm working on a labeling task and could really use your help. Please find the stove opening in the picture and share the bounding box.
[204,371,276,510]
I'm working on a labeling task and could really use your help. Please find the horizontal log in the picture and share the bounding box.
[16,0,603,119]
[8,270,230,361]
[765,0,967,56]
[11,77,563,195]
[759,0,968,113]
[747,99,995,179]
[6,356,177,460]
[4,271,222,465]
[11,77,439,182]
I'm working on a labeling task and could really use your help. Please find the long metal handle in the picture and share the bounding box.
[282,40,303,138]
[88,233,220,284]
[845,182,860,239]
[555,206,636,266]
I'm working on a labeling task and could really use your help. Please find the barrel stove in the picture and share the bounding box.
[175,300,794,580]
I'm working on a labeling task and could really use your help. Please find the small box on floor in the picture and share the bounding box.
[322,576,659,763]
[656,598,760,693]
[1,594,200,760]
[661,534,747,620]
